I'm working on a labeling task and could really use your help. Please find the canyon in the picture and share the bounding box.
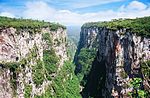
[0,16,150,98]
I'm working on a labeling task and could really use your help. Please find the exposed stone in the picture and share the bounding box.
[0,27,68,98]
[79,27,150,98]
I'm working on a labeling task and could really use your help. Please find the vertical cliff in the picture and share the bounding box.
[74,26,98,73]
[0,17,70,98]
[75,17,150,98]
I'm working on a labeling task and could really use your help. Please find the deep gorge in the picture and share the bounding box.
[0,16,150,98]
[74,17,150,98]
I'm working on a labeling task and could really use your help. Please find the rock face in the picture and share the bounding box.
[76,26,150,98]
[74,26,98,73]
[0,27,67,63]
[0,27,68,98]
[78,26,98,49]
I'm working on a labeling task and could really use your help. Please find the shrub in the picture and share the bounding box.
[52,61,81,98]
[4,62,21,96]
[24,85,32,98]
[32,59,45,86]
[128,78,147,98]
[83,17,150,37]
[76,48,97,83]
[42,33,52,45]
[0,16,66,32]
[43,49,59,80]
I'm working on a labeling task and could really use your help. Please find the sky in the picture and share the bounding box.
[0,0,150,26]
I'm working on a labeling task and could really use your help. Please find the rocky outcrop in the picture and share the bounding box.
[78,26,98,49]
[0,26,68,98]
[76,26,150,98]
[0,27,67,63]
[0,68,13,98]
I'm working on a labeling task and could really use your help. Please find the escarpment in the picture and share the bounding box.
[75,17,150,98]
[0,17,69,98]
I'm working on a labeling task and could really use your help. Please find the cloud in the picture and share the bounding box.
[23,1,56,20]
[21,1,150,26]
[117,0,150,18]
[127,1,147,10]
[0,12,15,18]
[21,1,124,25]
[0,0,150,26]
[22,1,84,25]
[120,0,147,11]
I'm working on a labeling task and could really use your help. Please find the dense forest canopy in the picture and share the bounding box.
[0,16,66,30]
[83,17,150,37]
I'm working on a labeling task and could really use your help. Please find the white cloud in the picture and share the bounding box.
[117,1,150,19]
[119,1,147,12]
[23,1,56,20]
[22,1,150,26]
[1,1,150,26]
[22,1,84,25]
[127,1,147,10]
[0,12,15,18]
[21,1,122,25]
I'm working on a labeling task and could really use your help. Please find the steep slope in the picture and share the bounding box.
[0,17,81,98]
[75,17,150,98]
[74,26,98,87]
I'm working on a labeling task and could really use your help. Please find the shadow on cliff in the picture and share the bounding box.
[122,36,133,78]
[81,51,107,98]
[122,33,142,78]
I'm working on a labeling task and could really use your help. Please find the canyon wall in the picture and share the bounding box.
[0,26,68,98]
[75,23,150,98]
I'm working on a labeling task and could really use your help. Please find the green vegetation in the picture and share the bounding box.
[51,61,81,98]
[32,59,45,86]
[42,31,60,80]
[141,60,150,81]
[30,45,38,58]
[50,23,64,31]
[2,62,21,96]
[141,60,150,97]
[67,38,77,60]
[43,49,59,80]
[32,30,60,85]
[32,61,81,98]
[83,17,150,37]
[24,84,32,98]
[76,48,97,85]
[32,48,59,85]
[128,78,148,98]
[42,33,52,45]
[0,16,81,97]
[0,16,66,31]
